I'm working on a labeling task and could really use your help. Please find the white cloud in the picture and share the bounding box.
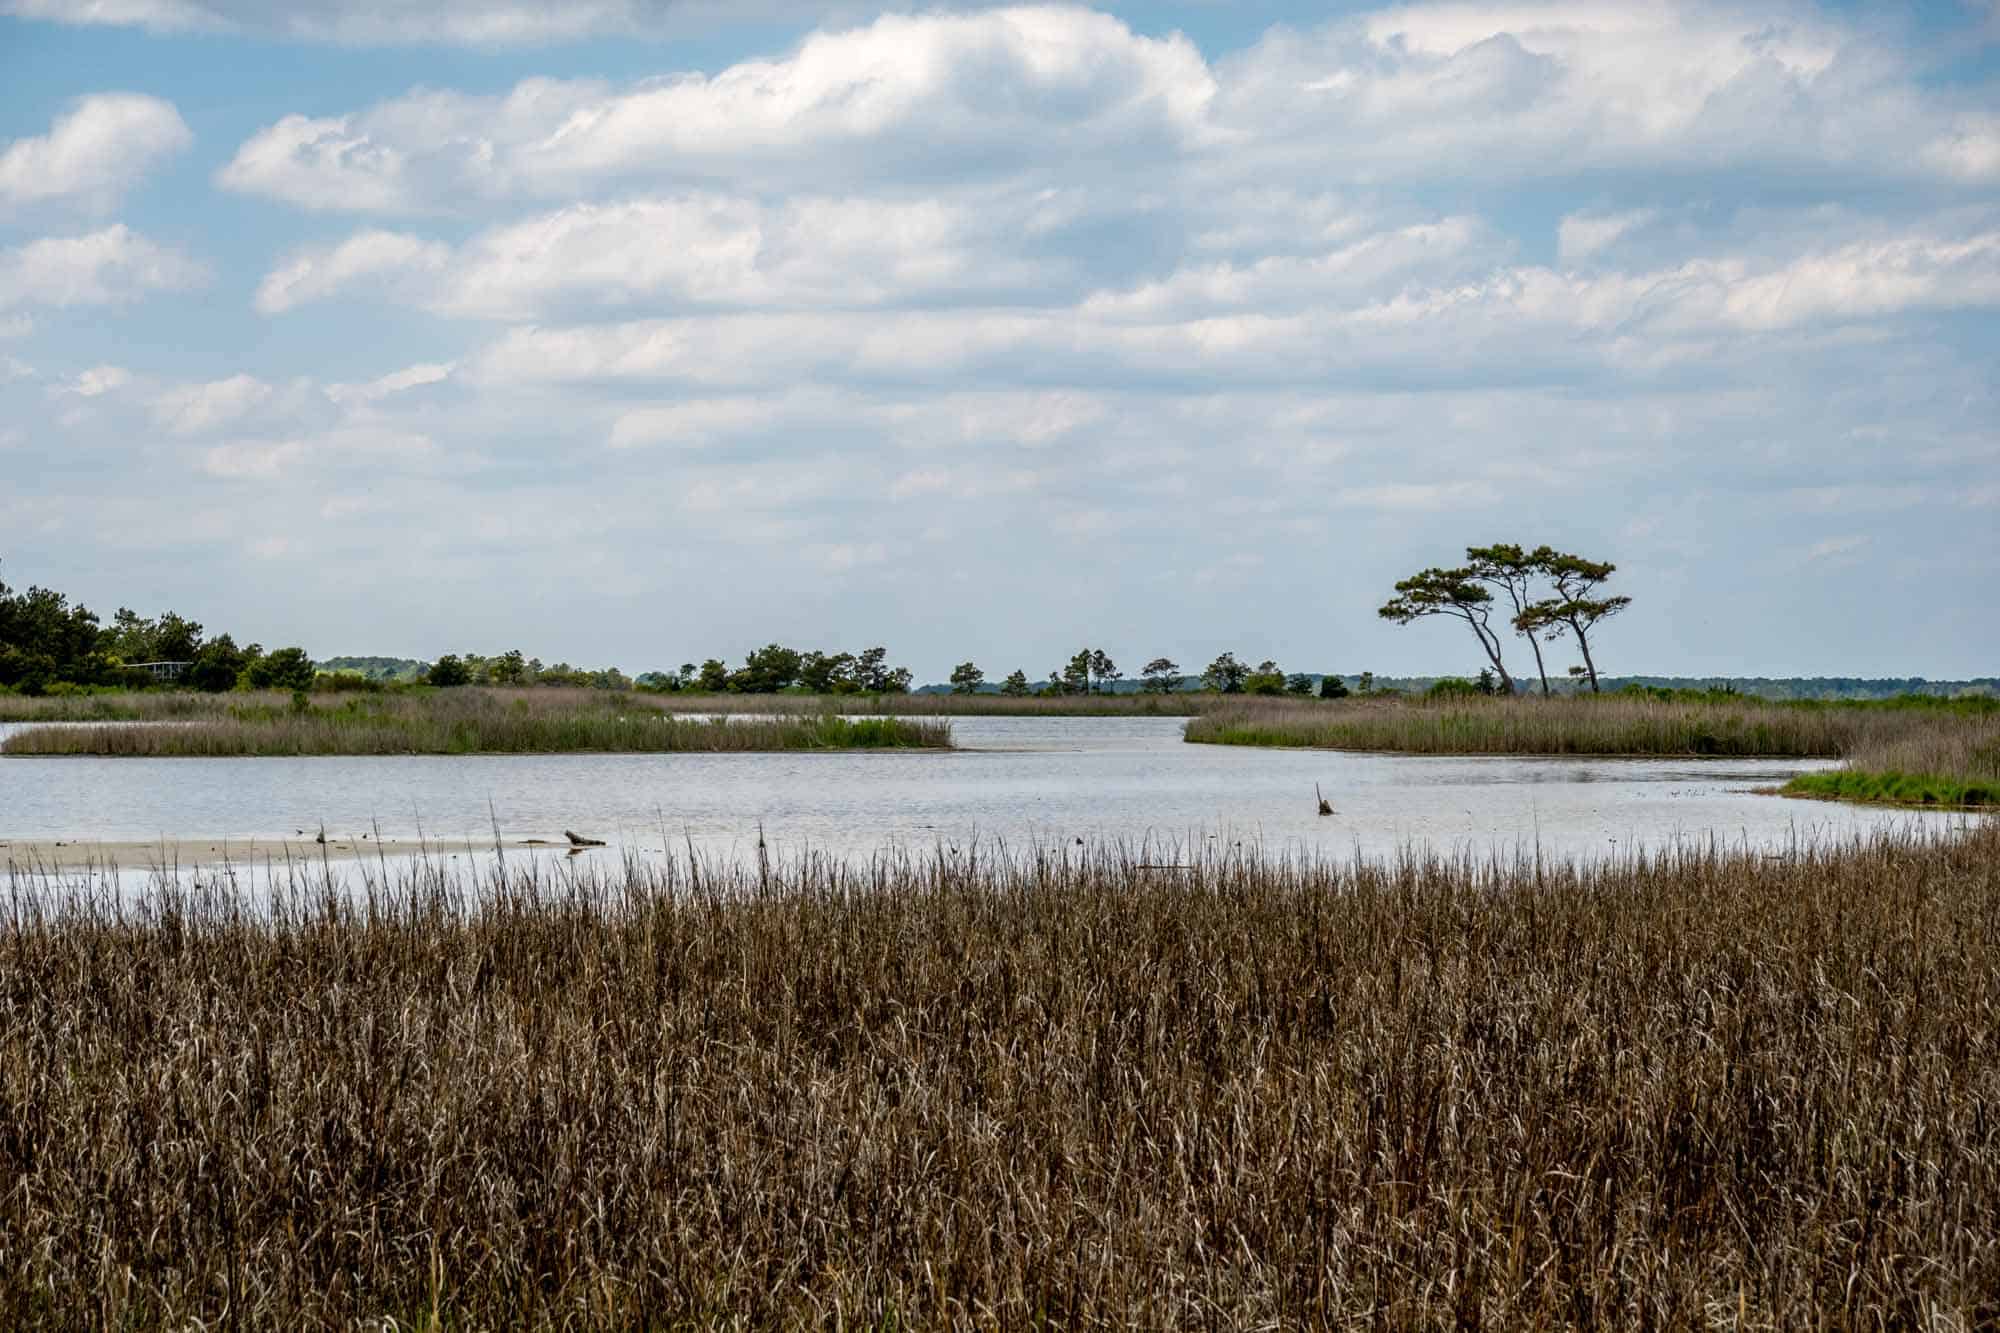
[463,220,2000,392]
[325,361,454,405]
[0,93,191,213]
[1922,117,2000,184]
[220,8,1213,211]
[609,396,785,449]
[0,225,206,310]
[806,540,889,571]
[1557,209,1655,265]
[202,439,307,479]
[52,364,131,398]
[254,229,449,312]
[151,374,274,435]
[1207,1,1983,190]
[1804,534,1869,563]
[2,0,950,44]
[273,190,1069,319]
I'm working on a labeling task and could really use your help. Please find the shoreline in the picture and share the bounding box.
[0,836,602,871]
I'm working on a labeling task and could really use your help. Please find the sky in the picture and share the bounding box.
[2,0,1997,683]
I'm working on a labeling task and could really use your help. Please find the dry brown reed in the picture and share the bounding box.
[642,691,1213,717]
[4,826,1997,1328]
[0,689,948,755]
[1186,693,1963,757]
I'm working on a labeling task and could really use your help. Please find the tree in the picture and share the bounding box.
[1088,650,1120,693]
[949,661,985,694]
[426,653,472,688]
[490,649,528,685]
[1000,669,1032,697]
[0,571,105,688]
[1140,657,1181,693]
[1246,659,1287,695]
[1378,567,1516,695]
[186,635,250,692]
[1062,650,1093,694]
[1202,652,1248,694]
[246,646,316,691]
[1318,674,1350,699]
[733,643,802,693]
[1466,543,1553,695]
[1519,549,1631,693]
[1286,672,1316,696]
[798,651,857,694]
[696,659,730,692]
[854,646,911,694]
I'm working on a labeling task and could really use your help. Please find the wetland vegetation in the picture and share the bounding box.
[3,827,1996,1327]
[1188,692,2000,807]
[0,688,949,756]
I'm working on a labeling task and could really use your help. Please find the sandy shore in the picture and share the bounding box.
[0,835,605,871]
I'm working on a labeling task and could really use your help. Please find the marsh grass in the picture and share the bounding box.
[0,688,949,755]
[1185,696,2000,809]
[1185,692,1968,757]
[1783,714,2000,807]
[643,691,1215,716]
[2,827,1997,1328]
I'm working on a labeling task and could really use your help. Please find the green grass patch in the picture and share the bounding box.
[1782,770,1999,808]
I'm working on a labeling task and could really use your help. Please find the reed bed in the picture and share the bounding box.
[1784,713,2000,807]
[0,689,949,755]
[1186,693,1962,757]
[0,689,248,722]
[3,827,1997,1328]
[644,691,1214,717]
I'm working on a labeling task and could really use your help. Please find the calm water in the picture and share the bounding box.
[0,716,1967,873]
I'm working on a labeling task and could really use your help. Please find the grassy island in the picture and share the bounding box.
[0,688,950,756]
[1186,693,2000,808]
[3,827,1996,1326]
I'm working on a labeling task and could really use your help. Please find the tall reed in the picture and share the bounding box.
[1783,714,2000,806]
[3,827,1996,1327]
[1185,693,1956,757]
[0,690,949,755]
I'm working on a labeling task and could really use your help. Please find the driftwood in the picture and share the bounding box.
[564,830,607,847]
[1316,784,1334,817]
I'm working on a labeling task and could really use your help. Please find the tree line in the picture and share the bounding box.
[4,546,1634,700]
[0,565,314,695]
[938,650,1357,698]
[412,645,920,695]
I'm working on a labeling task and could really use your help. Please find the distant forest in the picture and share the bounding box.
[4,565,1992,701]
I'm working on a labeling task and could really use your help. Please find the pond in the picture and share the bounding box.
[0,716,1966,878]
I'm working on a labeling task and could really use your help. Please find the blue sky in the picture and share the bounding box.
[3,0,1997,682]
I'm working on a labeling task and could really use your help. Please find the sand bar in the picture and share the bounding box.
[0,836,599,871]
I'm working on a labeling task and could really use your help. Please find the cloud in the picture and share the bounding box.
[1804,534,1869,563]
[261,190,1071,318]
[325,361,455,406]
[51,364,131,398]
[2,0,981,44]
[151,373,274,434]
[219,8,1213,210]
[0,225,206,310]
[461,218,2000,393]
[1207,1,1989,190]
[1557,209,1655,265]
[253,229,449,312]
[0,93,192,214]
